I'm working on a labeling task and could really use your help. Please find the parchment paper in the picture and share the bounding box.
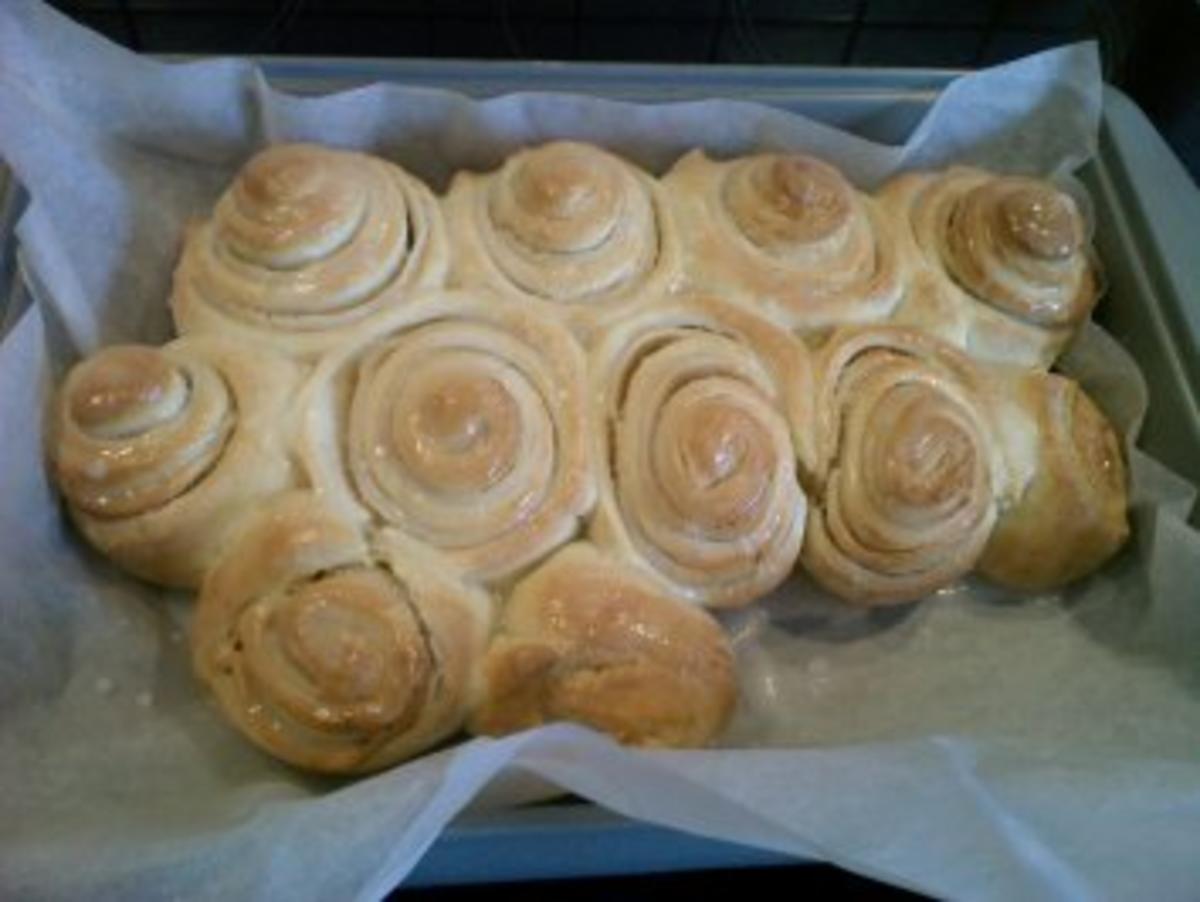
[1,2,1199,899]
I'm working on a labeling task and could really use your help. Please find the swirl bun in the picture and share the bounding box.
[299,289,595,585]
[803,327,1001,604]
[50,337,299,587]
[664,151,904,333]
[172,143,448,357]
[589,295,812,608]
[192,492,491,774]
[880,167,1098,367]
[443,141,680,342]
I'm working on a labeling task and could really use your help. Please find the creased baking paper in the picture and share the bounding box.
[1,2,1199,899]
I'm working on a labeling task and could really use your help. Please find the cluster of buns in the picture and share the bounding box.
[48,141,1129,774]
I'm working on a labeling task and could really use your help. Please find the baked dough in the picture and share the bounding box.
[802,326,1001,604]
[296,289,596,585]
[469,542,736,748]
[47,137,1136,770]
[879,167,1098,368]
[50,337,299,587]
[589,294,811,608]
[171,143,448,357]
[192,491,492,774]
[443,140,681,343]
[979,371,1129,589]
[664,150,904,334]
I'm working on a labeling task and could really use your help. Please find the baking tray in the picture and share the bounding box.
[1,57,1197,889]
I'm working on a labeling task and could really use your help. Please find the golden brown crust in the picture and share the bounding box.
[878,167,1098,368]
[297,288,596,585]
[171,143,448,358]
[979,373,1129,590]
[802,326,1001,605]
[192,491,492,774]
[443,141,682,344]
[588,294,811,608]
[469,543,736,748]
[50,336,301,588]
[664,150,904,333]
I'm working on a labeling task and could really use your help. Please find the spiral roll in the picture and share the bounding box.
[589,295,811,609]
[879,167,1098,368]
[443,141,681,342]
[192,492,492,774]
[171,143,448,357]
[664,150,904,334]
[50,337,299,587]
[299,290,595,585]
[803,327,1001,605]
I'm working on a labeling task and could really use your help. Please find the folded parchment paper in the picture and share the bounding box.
[1,2,1198,899]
